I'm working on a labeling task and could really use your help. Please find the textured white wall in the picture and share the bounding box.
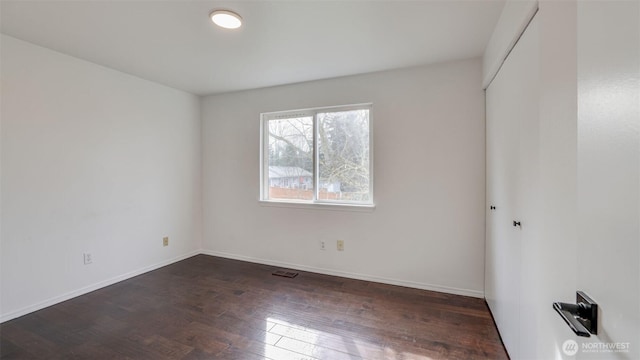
[577,1,640,359]
[202,59,486,297]
[485,1,640,358]
[0,35,202,321]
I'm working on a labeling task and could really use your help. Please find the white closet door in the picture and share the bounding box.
[485,15,540,359]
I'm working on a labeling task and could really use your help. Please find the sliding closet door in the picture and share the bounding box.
[485,15,539,358]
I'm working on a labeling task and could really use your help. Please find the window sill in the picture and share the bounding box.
[258,200,376,212]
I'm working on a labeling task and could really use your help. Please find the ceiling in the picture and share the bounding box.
[0,0,505,96]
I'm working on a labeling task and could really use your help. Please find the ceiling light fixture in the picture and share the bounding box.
[210,10,242,29]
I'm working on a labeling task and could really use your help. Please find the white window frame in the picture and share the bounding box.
[260,103,374,208]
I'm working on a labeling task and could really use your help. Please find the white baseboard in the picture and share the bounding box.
[1,249,484,323]
[0,250,200,323]
[201,249,484,299]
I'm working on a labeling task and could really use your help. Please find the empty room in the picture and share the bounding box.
[1,0,639,359]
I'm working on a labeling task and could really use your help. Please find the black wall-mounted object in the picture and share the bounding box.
[513,220,521,227]
[490,205,496,210]
[553,291,598,337]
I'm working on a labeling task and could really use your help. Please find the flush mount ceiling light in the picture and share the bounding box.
[210,10,242,29]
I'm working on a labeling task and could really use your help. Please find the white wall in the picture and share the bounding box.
[482,0,538,89]
[577,1,640,359]
[0,35,202,322]
[484,3,579,358]
[202,59,486,297]
[484,1,640,359]
[525,2,580,358]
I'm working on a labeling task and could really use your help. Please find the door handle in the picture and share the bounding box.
[553,291,598,337]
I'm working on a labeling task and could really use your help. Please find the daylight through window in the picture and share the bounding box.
[261,104,373,206]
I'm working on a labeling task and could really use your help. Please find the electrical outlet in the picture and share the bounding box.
[337,240,344,251]
[83,253,92,265]
[163,236,169,247]
[319,240,326,250]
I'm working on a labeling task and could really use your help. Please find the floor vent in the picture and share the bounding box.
[272,270,299,278]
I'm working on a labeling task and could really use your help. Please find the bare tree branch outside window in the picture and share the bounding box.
[264,107,371,203]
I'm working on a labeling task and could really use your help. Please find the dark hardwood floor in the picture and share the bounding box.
[0,255,508,359]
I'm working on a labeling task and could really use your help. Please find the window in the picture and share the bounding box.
[261,104,373,206]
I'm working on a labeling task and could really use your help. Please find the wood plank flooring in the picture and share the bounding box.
[0,255,508,359]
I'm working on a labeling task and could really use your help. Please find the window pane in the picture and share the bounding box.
[317,109,370,202]
[267,117,314,200]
